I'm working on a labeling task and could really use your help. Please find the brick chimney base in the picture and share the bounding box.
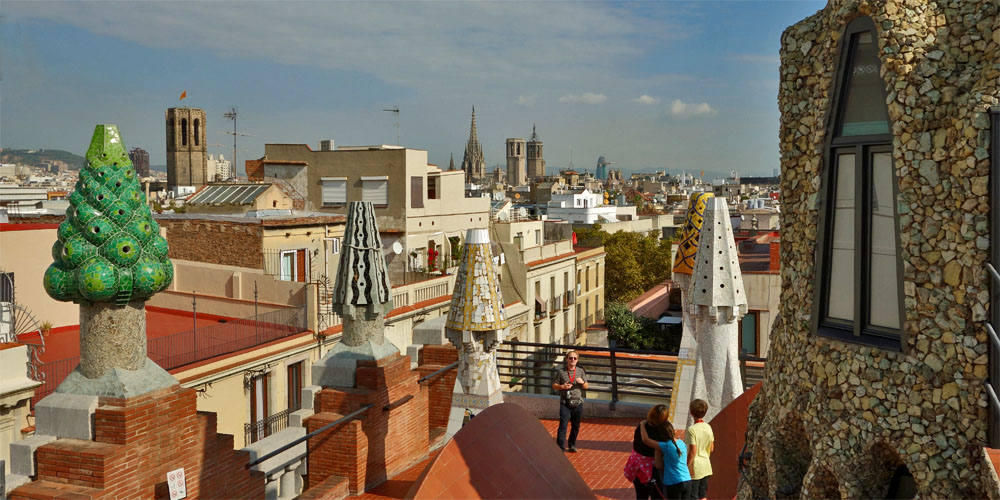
[11,384,264,499]
[303,353,429,496]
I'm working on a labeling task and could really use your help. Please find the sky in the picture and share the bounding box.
[1,0,826,177]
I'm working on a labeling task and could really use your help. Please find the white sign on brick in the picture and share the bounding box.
[167,467,187,500]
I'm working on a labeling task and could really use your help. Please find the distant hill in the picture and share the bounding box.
[1,149,86,169]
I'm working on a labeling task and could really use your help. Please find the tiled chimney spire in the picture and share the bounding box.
[313,201,398,388]
[445,228,507,409]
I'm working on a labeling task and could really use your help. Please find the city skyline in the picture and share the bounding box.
[3,1,825,176]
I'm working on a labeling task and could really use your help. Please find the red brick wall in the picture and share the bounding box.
[158,218,263,269]
[246,159,264,181]
[13,385,264,499]
[304,354,429,496]
[416,345,458,433]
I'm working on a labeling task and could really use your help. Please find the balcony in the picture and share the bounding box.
[245,406,295,445]
[534,299,548,323]
[550,295,561,314]
[564,291,575,309]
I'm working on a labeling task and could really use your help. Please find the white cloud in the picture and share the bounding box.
[670,99,717,117]
[515,95,538,107]
[4,2,648,94]
[632,94,660,105]
[559,92,607,105]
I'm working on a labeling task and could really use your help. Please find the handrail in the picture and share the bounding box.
[986,381,1000,414]
[245,403,374,469]
[504,339,679,357]
[418,361,459,384]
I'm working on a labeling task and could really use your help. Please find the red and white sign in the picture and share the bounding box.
[167,467,187,500]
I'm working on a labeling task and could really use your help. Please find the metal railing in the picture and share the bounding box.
[148,306,306,371]
[989,106,1000,448]
[534,300,548,322]
[244,393,420,469]
[245,406,295,445]
[550,295,562,313]
[496,340,765,409]
[32,307,307,408]
[30,356,78,407]
[564,291,575,308]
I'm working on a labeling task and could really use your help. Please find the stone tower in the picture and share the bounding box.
[506,138,526,187]
[739,1,1000,498]
[526,124,545,180]
[165,107,208,189]
[460,106,486,182]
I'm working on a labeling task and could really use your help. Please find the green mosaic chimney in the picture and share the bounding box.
[44,125,172,306]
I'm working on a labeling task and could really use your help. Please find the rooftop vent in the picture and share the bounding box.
[319,139,335,151]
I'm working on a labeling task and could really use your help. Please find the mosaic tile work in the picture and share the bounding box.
[44,125,172,305]
[671,191,714,276]
[445,229,507,332]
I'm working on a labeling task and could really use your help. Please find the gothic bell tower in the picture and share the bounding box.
[165,107,208,189]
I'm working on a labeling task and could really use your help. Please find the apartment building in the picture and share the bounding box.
[574,246,606,336]
[547,188,618,224]
[255,143,492,283]
[493,219,592,345]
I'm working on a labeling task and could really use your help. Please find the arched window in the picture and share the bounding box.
[814,17,902,349]
[181,118,188,146]
[169,118,175,147]
[194,119,200,146]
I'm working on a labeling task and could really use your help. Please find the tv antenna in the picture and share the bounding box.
[383,106,400,145]
[222,107,252,180]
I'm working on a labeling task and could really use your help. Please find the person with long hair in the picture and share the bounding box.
[624,405,671,498]
[639,414,691,499]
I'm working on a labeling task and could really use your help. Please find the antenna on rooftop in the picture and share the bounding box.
[383,106,400,145]
[222,107,252,180]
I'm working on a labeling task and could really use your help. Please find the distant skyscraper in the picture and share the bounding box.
[166,107,208,188]
[506,138,526,186]
[460,107,486,182]
[128,147,150,178]
[596,156,609,180]
[526,124,545,180]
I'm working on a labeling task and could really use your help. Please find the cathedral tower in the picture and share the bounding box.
[460,106,486,182]
[165,107,208,189]
[526,124,545,179]
[506,138,526,187]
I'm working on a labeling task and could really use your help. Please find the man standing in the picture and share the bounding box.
[553,350,589,452]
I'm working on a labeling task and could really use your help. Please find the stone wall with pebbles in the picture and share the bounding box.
[739,1,999,498]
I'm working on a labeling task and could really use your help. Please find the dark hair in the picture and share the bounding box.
[663,420,682,457]
[690,399,708,420]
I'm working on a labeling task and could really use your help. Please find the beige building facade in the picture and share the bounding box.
[257,144,491,282]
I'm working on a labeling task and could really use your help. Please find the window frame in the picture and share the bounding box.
[812,16,906,351]
[321,177,347,207]
[361,176,389,207]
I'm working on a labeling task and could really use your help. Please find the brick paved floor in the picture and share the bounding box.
[540,417,640,500]
[349,416,640,499]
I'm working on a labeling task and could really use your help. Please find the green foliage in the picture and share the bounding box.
[604,301,681,351]
[43,125,172,305]
[597,228,675,303]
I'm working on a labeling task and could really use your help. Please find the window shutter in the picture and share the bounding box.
[321,178,346,206]
[363,179,388,205]
[411,176,424,208]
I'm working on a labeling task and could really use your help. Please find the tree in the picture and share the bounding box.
[602,230,675,303]
[44,125,172,305]
[604,301,681,352]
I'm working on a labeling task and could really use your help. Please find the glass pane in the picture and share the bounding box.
[827,154,855,321]
[839,32,890,136]
[741,312,757,355]
[869,152,900,329]
[280,252,293,281]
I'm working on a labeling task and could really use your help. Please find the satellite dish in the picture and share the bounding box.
[499,212,509,221]
[514,193,521,199]
[392,241,403,255]
[517,207,528,217]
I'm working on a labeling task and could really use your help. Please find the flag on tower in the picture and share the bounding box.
[179,91,187,101]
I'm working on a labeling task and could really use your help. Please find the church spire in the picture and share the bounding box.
[449,153,455,171]
[460,106,485,182]
[530,123,539,142]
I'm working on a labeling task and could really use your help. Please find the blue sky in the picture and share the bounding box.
[2,1,826,176]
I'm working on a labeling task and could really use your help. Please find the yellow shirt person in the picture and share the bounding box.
[686,400,715,500]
